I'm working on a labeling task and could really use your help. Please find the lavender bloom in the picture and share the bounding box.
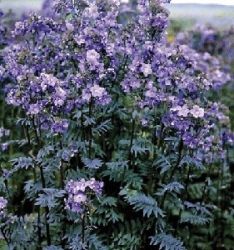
[2,0,231,196]
[1,143,9,151]
[90,84,105,98]
[86,49,100,67]
[141,63,152,77]
[65,178,104,213]
[171,105,190,118]
[51,120,69,134]
[86,178,104,195]
[0,197,7,215]
[27,104,42,115]
[176,25,234,66]
[190,105,205,119]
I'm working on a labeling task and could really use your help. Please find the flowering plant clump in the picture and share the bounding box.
[0,0,233,249]
[175,24,234,129]
[175,23,234,249]
[176,25,234,65]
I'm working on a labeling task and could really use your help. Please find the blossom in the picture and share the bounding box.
[0,197,7,215]
[171,105,190,118]
[190,105,205,118]
[86,49,100,67]
[86,178,104,195]
[40,73,59,91]
[85,3,99,18]
[65,22,74,32]
[51,119,69,134]
[65,178,104,213]
[141,63,152,77]
[1,143,9,151]
[73,192,87,203]
[90,84,105,98]
[27,104,41,115]
[54,87,67,107]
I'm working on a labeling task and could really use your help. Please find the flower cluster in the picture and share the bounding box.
[65,178,104,213]
[176,25,234,65]
[0,10,9,81]
[2,0,232,163]
[0,197,7,216]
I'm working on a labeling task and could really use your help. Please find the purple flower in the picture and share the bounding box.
[51,120,69,134]
[86,49,100,67]
[86,178,104,195]
[0,197,7,216]
[90,84,105,98]
[65,178,104,213]
[1,143,9,151]
[190,105,205,119]
[27,104,42,115]
[65,22,74,32]
[141,63,152,77]
[171,105,190,118]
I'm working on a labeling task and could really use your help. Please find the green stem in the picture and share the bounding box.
[88,100,93,158]
[32,117,51,246]
[26,124,42,248]
[59,140,67,248]
[82,212,86,249]
[0,227,10,247]
[175,165,191,235]
[160,139,184,208]
[129,118,136,168]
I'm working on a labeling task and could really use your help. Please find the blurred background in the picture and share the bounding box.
[1,0,234,29]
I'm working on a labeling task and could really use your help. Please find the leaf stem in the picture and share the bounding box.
[160,139,184,208]
[32,117,51,246]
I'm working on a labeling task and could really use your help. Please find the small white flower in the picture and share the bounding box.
[66,22,74,32]
[86,3,99,18]
[56,87,66,97]
[86,49,100,66]
[171,105,190,117]
[54,98,64,107]
[178,105,190,117]
[90,84,105,98]
[145,90,155,98]
[40,73,59,91]
[15,21,24,30]
[73,193,87,203]
[141,63,152,77]
[190,105,205,118]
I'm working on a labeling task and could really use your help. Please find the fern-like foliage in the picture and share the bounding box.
[180,213,211,225]
[157,182,184,196]
[126,193,164,218]
[82,158,103,169]
[11,157,34,171]
[150,233,186,250]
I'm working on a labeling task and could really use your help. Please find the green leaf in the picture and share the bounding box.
[150,233,186,250]
[127,193,164,218]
